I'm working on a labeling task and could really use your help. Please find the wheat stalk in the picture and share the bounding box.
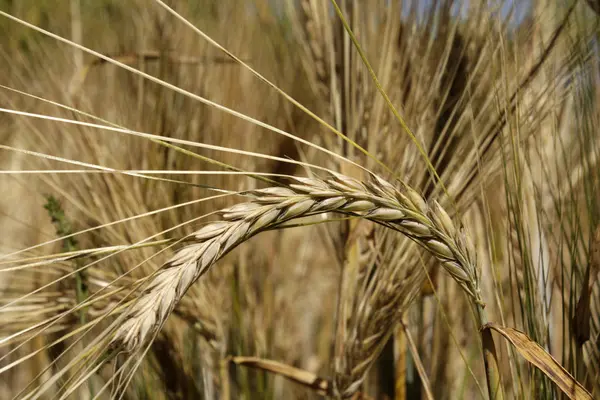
[111,173,482,361]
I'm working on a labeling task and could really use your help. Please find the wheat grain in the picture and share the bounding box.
[111,173,483,357]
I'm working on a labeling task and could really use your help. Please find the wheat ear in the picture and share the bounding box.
[112,173,482,352]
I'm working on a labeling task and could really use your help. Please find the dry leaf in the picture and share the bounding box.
[230,356,330,396]
[483,323,593,400]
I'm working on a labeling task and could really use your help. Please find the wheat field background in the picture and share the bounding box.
[0,0,599,399]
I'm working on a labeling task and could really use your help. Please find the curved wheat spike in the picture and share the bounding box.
[109,173,481,397]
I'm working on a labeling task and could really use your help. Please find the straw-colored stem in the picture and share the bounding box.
[477,304,503,400]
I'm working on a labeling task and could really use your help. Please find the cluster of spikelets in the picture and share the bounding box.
[1,0,600,399]
[111,172,483,397]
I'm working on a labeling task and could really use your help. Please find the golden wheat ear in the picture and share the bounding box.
[108,174,483,393]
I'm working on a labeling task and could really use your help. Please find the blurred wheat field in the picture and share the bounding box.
[0,0,599,399]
